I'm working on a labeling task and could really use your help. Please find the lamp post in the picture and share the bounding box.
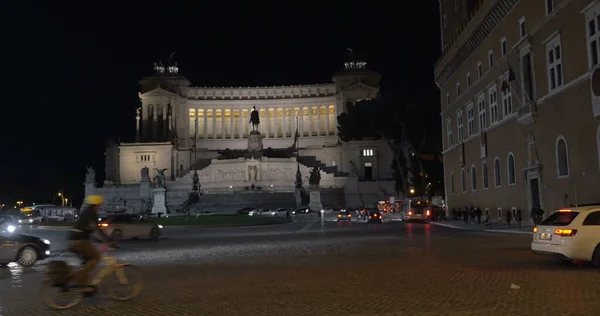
[57,193,65,206]
[16,201,23,208]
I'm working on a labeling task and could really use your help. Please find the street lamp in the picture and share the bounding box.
[58,192,65,206]
[409,188,415,195]
[16,201,23,208]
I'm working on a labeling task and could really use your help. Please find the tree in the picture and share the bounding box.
[337,93,441,199]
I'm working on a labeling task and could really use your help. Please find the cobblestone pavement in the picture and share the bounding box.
[1,223,599,315]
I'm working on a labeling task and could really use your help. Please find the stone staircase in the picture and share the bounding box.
[297,156,349,177]
[191,158,213,171]
[187,192,296,214]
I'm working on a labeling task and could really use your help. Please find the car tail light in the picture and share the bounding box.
[348,214,352,217]
[338,214,342,218]
[98,223,109,227]
[533,227,538,233]
[408,211,412,215]
[379,215,382,219]
[426,210,431,216]
[555,228,577,236]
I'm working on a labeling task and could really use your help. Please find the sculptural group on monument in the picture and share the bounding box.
[85,166,96,183]
[308,167,321,187]
[153,168,168,188]
[249,105,260,132]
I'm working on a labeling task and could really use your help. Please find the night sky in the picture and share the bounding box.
[1,1,440,206]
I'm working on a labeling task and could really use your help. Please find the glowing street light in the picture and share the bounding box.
[16,201,23,207]
[57,192,65,206]
[409,188,415,195]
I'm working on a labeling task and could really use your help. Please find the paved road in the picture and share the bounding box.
[2,220,599,315]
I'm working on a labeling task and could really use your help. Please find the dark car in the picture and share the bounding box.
[337,210,353,222]
[236,207,255,215]
[368,211,383,223]
[0,233,51,267]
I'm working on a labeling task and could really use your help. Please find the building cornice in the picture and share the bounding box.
[181,83,336,100]
[186,96,337,108]
[434,0,519,87]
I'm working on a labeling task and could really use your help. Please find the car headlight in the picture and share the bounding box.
[41,238,50,245]
[18,219,22,223]
[29,219,33,223]
[157,224,163,229]
[6,225,16,233]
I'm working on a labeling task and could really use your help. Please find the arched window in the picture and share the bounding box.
[482,161,489,189]
[507,152,516,185]
[471,165,477,191]
[450,172,455,194]
[494,157,501,187]
[555,135,570,177]
[461,168,466,192]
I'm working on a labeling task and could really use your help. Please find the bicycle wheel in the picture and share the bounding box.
[40,278,84,310]
[103,264,144,301]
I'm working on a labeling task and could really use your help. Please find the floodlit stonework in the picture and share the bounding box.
[89,59,396,213]
[436,0,600,220]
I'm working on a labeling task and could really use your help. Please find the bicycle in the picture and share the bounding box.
[40,244,145,310]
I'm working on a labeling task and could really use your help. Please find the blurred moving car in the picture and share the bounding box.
[0,232,51,267]
[236,207,255,215]
[337,210,352,222]
[368,211,383,223]
[98,214,162,241]
[269,208,289,216]
[531,205,600,267]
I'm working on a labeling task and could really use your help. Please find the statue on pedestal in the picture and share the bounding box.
[249,105,260,132]
[153,168,168,188]
[308,166,321,188]
[85,167,96,183]
[141,166,150,180]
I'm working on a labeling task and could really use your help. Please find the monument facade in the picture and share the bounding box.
[94,54,395,213]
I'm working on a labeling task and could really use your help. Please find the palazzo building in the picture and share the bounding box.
[436,0,600,220]
[90,57,396,213]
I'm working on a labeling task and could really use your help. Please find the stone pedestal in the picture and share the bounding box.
[308,188,323,211]
[151,188,168,215]
[84,181,96,197]
[247,131,263,152]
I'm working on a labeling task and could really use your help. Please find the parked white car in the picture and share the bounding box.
[531,205,600,267]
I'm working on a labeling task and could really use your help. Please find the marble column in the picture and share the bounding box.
[299,107,304,137]
[309,106,314,137]
[142,104,149,141]
[203,109,208,139]
[152,105,158,140]
[212,108,216,139]
[229,111,234,139]
[162,104,168,140]
[282,109,287,138]
[221,110,226,140]
[326,105,330,136]
[194,110,199,143]
[317,106,322,136]
[238,111,243,139]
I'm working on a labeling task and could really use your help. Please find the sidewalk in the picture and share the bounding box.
[430,220,533,235]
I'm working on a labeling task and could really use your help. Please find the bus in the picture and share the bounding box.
[20,205,78,222]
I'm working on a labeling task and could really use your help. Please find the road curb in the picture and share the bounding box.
[430,222,532,235]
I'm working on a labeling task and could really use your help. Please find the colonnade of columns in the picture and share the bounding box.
[188,105,337,139]
[139,104,172,141]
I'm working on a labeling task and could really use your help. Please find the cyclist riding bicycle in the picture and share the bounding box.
[67,195,117,291]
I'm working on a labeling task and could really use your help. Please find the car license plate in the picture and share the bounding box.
[539,233,552,240]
